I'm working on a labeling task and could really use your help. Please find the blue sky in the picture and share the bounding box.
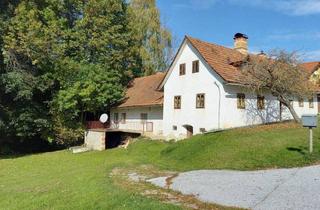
[157,0,320,61]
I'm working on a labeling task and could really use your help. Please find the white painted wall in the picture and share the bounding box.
[109,40,318,141]
[162,40,318,139]
[220,85,317,129]
[84,130,105,151]
[163,41,224,139]
[110,106,163,139]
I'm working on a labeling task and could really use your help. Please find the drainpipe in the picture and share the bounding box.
[214,81,221,130]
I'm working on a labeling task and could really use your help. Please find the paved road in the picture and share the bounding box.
[148,165,320,210]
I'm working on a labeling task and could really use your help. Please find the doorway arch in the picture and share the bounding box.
[183,125,193,138]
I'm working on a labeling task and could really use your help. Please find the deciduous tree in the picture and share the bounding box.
[128,0,173,75]
[241,50,314,122]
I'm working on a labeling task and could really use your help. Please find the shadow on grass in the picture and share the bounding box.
[287,146,307,155]
[0,137,72,160]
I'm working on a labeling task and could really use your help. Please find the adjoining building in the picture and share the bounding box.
[85,33,319,149]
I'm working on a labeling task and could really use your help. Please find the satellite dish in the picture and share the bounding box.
[99,113,109,123]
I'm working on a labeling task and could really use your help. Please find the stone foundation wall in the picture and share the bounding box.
[84,130,105,151]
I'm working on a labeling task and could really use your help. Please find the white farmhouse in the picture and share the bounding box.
[86,33,319,149]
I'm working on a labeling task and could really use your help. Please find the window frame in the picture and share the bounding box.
[298,98,304,107]
[309,98,314,108]
[192,60,199,73]
[196,93,205,109]
[121,113,126,124]
[237,93,246,109]
[174,96,181,109]
[114,113,119,124]
[179,63,186,76]
[140,113,148,124]
[257,95,265,110]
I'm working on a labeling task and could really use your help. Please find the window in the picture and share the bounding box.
[140,113,148,123]
[174,96,181,109]
[298,98,304,107]
[290,99,294,106]
[200,128,206,133]
[192,60,199,73]
[309,98,314,108]
[172,125,177,131]
[237,93,246,109]
[196,93,205,108]
[179,63,186,75]
[121,113,126,124]
[257,95,265,110]
[114,113,119,123]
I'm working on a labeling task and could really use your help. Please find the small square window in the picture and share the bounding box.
[114,113,119,124]
[192,60,199,73]
[200,128,206,133]
[174,96,181,109]
[121,113,126,124]
[298,98,304,107]
[237,93,245,109]
[257,95,265,110]
[179,63,186,75]
[140,113,148,123]
[309,98,314,108]
[172,125,177,130]
[196,94,205,109]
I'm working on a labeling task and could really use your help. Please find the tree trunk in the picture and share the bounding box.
[279,97,301,123]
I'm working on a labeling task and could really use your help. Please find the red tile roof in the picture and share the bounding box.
[116,72,164,108]
[300,61,320,75]
[186,36,248,84]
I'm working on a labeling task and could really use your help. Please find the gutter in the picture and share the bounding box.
[214,81,221,130]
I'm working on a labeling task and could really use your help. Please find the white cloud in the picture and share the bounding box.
[276,0,320,16]
[267,31,320,41]
[302,50,320,61]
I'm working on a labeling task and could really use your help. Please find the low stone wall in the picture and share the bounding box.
[84,130,105,151]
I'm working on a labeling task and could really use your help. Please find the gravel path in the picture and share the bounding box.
[147,165,320,210]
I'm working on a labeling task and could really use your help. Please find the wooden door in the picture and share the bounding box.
[186,126,193,138]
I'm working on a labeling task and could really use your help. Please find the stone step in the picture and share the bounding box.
[69,146,91,154]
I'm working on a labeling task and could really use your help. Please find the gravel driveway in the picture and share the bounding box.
[147,165,320,210]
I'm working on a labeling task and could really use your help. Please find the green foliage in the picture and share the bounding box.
[0,0,172,145]
[54,61,124,120]
[128,0,173,75]
[0,0,130,144]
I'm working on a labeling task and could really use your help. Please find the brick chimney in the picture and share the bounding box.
[234,33,248,54]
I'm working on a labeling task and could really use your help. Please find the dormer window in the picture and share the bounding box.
[192,60,199,73]
[179,63,186,75]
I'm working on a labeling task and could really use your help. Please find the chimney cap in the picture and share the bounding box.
[258,50,266,55]
[234,33,248,40]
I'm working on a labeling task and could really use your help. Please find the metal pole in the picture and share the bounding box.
[309,127,313,153]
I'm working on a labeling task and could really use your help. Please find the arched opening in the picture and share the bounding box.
[183,125,194,138]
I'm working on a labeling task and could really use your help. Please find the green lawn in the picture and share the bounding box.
[1,122,320,209]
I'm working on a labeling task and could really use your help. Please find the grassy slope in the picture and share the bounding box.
[1,122,320,209]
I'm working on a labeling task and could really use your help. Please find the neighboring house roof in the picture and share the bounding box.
[300,61,320,75]
[116,72,165,108]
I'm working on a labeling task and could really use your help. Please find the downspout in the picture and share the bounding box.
[214,81,221,130]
